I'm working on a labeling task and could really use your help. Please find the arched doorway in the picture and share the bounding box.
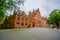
[27,24,30,28]
[32,22,35,27]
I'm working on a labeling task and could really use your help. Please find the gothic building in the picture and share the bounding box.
[3,8,48,28]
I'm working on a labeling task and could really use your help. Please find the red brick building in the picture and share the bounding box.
[3,8,48,28]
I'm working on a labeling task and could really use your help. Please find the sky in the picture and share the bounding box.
[20,0,60,17]
[7,0,60,17]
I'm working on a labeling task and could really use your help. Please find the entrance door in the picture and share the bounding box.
[32,22,35,27]
[27,24,30,28]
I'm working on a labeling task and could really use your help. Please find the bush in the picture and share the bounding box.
[0,24,3,29]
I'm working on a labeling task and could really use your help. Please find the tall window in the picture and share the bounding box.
[16,23,19,26]
[25,23,27,26]
[21,23,24,26]
[22,18,24,23]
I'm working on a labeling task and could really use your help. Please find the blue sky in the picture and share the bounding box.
[20,0,60,17]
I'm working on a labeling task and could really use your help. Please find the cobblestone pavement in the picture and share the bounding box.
[0,27,60,40]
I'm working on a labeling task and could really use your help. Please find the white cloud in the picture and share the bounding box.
[20,0,60,17]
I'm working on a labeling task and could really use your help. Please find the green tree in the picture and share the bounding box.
[0,0,15,21]
[47,9,60,28]
[0,0,25,21]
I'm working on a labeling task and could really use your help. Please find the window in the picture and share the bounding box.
[22,18,24,23]
[25,23,27,26]
[21,23,24,26]
[18,16,20,20]
[22,18,24,20]
[16,23,19,26]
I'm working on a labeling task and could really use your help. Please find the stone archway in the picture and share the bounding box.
[32,22,35,27]
[27,24,30,28]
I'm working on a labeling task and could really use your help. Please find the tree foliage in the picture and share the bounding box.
[47,9,60,27]
[0,0,25,21]
[0,0,14,21]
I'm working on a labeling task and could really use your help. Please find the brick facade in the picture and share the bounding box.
[3,8,48,28]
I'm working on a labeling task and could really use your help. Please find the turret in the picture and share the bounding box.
[35,8,41,17]
[21,11,26,16]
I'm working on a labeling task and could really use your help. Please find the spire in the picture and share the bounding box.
[32,9,36,15]
[36,8,40,11]
[13,10,16,15]
[21,11,26,16]
[35,8,41,17]
[37,8,39,11]
[33,9,35,12]
[28,11,32,15]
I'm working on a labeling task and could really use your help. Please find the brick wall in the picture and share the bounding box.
[3,8,48,28]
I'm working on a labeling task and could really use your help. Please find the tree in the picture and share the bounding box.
[0,0,15,21]
[0,0,25,21]
[47,9,60,28]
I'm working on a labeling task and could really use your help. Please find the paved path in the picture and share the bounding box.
[0,27,60,40]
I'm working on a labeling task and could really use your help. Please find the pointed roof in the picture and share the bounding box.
[21,11,26,16]
[35,8,41,17]
[13,10,16,15]
[28,11,32,15]
[32,9,36,15]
